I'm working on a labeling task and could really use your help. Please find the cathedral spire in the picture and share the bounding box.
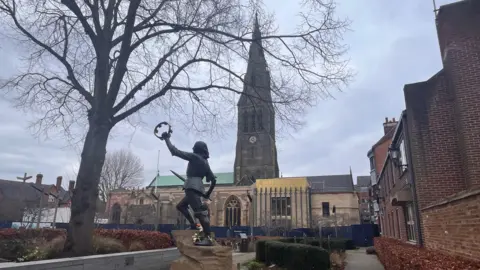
[253,12,261,42]
[251,11,263,51]
[237,12,269,107]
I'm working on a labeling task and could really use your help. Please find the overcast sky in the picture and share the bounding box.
[0,0,458,186]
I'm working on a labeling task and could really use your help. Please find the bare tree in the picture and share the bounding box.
[0,0,352,255]
[99,149,143,202]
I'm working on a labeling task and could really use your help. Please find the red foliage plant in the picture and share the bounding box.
[94,229,174,250]
[0,228,66,241]
[0,228,174,251]
[374,237,480,270]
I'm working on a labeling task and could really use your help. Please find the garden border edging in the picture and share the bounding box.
[0,248,180,270]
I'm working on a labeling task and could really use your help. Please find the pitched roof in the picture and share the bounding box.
[0,179,71,205]
[372,125,396,148]
[148,172,234,187]
[306,175,355,193]
[356,176,370,187]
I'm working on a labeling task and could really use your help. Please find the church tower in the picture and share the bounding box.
[233,14,280,185]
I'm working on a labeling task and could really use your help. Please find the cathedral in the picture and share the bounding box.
[106,17,360,229]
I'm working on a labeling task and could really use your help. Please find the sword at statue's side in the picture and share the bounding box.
[170,170,214,201]
[170,170,187,182]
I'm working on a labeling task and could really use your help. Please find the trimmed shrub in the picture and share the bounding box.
[375,237,480,270]
[128,241,146,251]
[278,237,355,251]
[94,229,173,250]
[0,239,27,261]
[255,240,267,262]
[0,228,66,241]
[243,260,266,270]
[93,236,127,254]
[256,240,330,269]
[0,228,173,261]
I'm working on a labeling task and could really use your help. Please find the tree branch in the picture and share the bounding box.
[61,0,98,46]
[106,0,141,109]
[0,1,94,105]
[112,34,196,114]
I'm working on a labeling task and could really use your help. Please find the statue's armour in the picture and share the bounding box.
[165,138,216,194]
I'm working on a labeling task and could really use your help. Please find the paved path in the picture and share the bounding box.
[345,248,384,270]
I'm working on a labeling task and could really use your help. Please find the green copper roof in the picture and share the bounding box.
[148,172,234,187]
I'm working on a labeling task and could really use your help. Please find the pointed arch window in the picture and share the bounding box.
[224,196,241,227]
[251,111,256,132]
[257,110,263,130]
[250,146,256,159]
[243,112,248,132]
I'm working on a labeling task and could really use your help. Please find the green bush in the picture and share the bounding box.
[277,237,355,251]
[243,260,266,270]
[256,240,330,270]
[255,240,267,262]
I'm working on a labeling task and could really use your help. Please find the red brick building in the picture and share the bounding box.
[367,118,397,225]
[355,176,373,224]
[374,0,480,260]
[376,113,421,244]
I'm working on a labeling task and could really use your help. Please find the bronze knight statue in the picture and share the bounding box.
[154,122,217,246]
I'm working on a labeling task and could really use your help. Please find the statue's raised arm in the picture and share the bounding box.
[154,121,215,246]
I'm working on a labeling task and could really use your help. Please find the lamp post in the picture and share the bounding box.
[247,190,253,238]
[333,205,337,237]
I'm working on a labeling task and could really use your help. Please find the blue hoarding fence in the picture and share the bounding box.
[1,221,379,247]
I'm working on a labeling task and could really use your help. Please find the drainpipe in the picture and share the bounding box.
[403,113,424,246]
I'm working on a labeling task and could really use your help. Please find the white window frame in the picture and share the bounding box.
[399,140,408,171]
[405,203,417,242]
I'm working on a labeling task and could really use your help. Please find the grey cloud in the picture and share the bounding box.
[0,0,458,185]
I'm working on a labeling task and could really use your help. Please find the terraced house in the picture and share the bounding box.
[372,0,480,260]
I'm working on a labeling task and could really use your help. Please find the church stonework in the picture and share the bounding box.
[104,17,361,229]
[233,15,279,185]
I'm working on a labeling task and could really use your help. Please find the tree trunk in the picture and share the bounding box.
[64,120,111,256]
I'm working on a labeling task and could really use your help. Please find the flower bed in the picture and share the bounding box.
[374,237,480,270]
[0,228,174,262]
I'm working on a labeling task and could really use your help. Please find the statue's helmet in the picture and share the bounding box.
[193,141,209,159]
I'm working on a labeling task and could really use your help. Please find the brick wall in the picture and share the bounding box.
[378,160,408,241]
[421,190,480,260]
[401,0,480,253]
[404,72,465,210]
[374,138,391,176]
[437,0,480,188]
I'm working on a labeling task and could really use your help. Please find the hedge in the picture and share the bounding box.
[94,229,173,250]
[375,237,480,270]
[255,239,330,269]
[0,228,174,251]
[0,228,66,241]
[278,237,355,251]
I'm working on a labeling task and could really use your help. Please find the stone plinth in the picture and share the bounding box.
[170,230,232,270]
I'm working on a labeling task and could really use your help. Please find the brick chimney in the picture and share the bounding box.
[68,180,75,192]
[35,173,43,185]
[436,1,480,187]
[383,117,397,135]
[56,176,63,190]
